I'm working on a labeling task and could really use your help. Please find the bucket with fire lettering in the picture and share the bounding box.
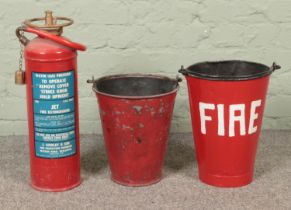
[179,61,281,187]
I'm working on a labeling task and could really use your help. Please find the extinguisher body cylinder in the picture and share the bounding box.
[24,37,80,191]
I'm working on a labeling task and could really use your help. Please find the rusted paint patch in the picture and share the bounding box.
[136,137,142,144]
[120,138,129,150]
[159,107,165,114]
[100,110,106,116]
[150,107,156,116]
[123,175,131,182]
[133,105,143,114]
[144,106,156,116]
[138,123,144,128]
[115,111,122,115]
[122,125,134,131]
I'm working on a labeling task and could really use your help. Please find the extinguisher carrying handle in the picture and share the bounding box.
[16,26,86,51]
[16,26,30,46]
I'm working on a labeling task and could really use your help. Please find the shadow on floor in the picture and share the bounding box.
[80,135,108,176]
[80,134,197,178]
[164,134,196,177]
[80,132,290,180]
[254,131,291,178]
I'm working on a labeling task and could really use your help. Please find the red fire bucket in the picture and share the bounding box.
[89,74,180,186]
[179,61,281,187]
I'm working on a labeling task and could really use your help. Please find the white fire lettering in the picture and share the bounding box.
[199,100,262,137]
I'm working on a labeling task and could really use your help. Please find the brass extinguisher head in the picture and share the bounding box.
[23,10,74,36]
[15,11,75,85]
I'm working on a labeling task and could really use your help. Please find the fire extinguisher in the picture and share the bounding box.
[15,11,86,191]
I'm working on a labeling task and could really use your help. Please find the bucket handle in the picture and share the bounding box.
[87,76,95,84]
[178,65,188,76]
[176,75,182,82]
[87,75,182,84]
[270,62,281,72]
[179,63,281,76]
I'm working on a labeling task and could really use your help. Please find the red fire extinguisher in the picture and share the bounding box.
[15,11,86,191]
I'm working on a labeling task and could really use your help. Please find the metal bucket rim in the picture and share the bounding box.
[91,73,180,99]
[181,60,275,81]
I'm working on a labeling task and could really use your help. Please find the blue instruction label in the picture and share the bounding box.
[32,71,76,158]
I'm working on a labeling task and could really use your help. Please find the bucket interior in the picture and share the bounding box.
[93,75,178,97]
[186,60,271,80]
